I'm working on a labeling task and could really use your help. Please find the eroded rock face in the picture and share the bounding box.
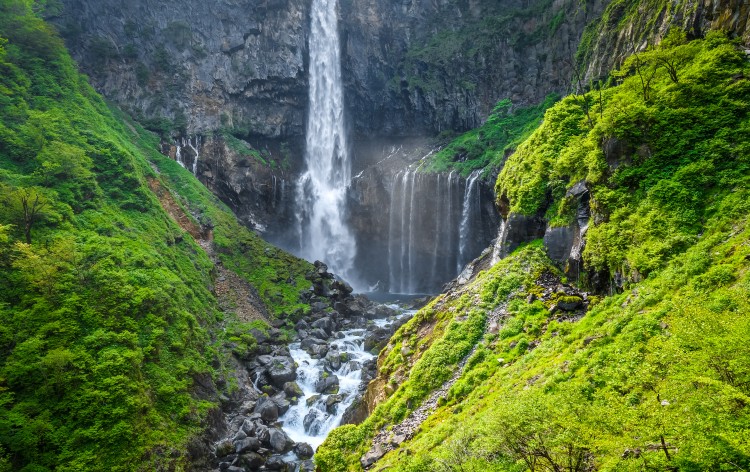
[52,0,607,142]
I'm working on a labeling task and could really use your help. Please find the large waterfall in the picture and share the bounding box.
[295,0,356,280]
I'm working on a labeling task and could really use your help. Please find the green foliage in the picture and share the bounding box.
[424,95,559,176]
[497,34,750,279]
[0,3,311,470]
[316,244,553,470]
[319,34,750,472]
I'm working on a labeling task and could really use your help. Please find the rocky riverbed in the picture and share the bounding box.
[209,261,413,472]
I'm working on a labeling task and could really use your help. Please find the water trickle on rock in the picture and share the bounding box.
[295,0,356,280]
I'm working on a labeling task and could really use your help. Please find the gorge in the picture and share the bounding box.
[0,0,749,472]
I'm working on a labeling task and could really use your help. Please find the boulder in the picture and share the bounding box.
[235,437,261,454]
[311,317,334,335]
[238,451,265,469]
[325,394,342,413]
[254,395,279,423]
[314,374,339,394]
[268,427,295,453]
[360,445,386,468]
[283,381,304,401]
[272,392,290,415]
[293,442,314,460]
[267,356,296,387]
[265,455,290,470]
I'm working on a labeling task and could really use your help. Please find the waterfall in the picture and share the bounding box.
[491,219,508,265]
[458,170,482,272]
[387,168,490,294]
[187,136,200,175]
[175,143,185,168]
[294,0,355,279]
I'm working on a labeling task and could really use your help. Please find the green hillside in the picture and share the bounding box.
[0,2,310,470]
[317,32,750,471]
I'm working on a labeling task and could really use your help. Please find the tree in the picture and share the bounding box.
[11,187,48,244]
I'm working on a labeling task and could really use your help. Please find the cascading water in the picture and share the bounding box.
[187,135,201,175]
[457,169,482,272]
[280,328,374,449]
[386,167,494,295]
[295,0,355,280]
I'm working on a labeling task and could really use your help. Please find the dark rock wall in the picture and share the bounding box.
[52,0,606,144]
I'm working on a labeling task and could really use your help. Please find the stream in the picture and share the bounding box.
[280,310,411,449]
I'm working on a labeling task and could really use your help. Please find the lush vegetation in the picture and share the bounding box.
[0,2,310,470]
[497,31,750,280]
[424,95,559,176]
[318,33,750,471]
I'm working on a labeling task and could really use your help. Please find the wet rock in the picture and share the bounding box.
[293,442,314,460]
[267,356,297,388]
[363,327,391,352]
[235,437,261,454]
[325,394,342,413]
[303,410,323,435]
[311,317,334,335]
[283,381,304,402]
[254,395,279,423]
[315,374,339,394]
[268,427,295,453]
[265,455,289,470]
[272,392,291,415]
[295,320,310,331]
[306,395,321,407]
[238,451,266,469]
[325,349,342,371]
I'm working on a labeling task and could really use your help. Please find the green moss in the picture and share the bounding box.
[0,3,310,470]
[424,95,560,176]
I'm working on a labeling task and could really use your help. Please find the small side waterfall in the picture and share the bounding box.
[458,169,482,272]
[294,0,356,280]
[187,135,201,175]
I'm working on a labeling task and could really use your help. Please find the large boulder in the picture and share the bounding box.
[314,374,339,394]
[293,442,314,460]
[254,395,279,423]
[235,437,261,454]
[267,356,297,387]
[268,427,295,453]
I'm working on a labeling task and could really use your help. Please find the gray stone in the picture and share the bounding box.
[235,437,261,454]
[254,395,279,423]
[239,451,266,469]
[268,427,295,453]
[267,356,297,388]
[314,374,339,394]
[360,445,386,468]
[293,442,314,460]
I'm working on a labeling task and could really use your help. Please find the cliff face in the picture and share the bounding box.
[53,0,310,139]
[52,0,605,143]
[582,0,750,81]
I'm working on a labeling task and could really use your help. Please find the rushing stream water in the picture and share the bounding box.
[280,310,411,449]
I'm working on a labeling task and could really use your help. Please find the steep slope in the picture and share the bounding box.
[317,33,750,471]
[0,2,312,470]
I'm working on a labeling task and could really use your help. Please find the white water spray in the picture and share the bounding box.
[295,0,355,279]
